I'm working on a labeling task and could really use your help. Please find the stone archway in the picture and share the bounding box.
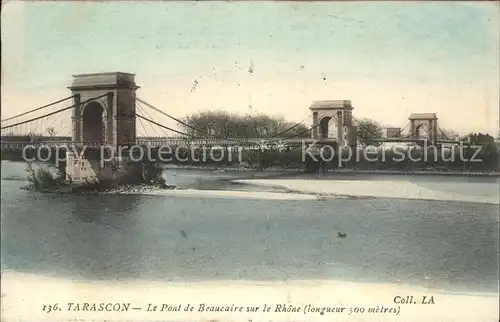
[409,113,438,142]
[82,102,105,143]
[310,100,355,145]
[318,116,339,140]
[415,124,429,139]
[319,116,331,140]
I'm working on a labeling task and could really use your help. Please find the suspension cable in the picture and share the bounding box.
[136,104,154,139]
[136,98,255,144]
[136,102,166,138]
[1,93,109,131]
[273,120,306,138]
[136,114,201,139]
[136,97,207,134]
[1,95,75,123]
[438,127,450,140]
[392,122,410,138]
[283,123,320,140]
[136,108,155,140]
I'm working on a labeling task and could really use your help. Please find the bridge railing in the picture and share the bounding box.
[1,138,328,149]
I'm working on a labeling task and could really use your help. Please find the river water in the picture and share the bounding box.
[1,161,498,294]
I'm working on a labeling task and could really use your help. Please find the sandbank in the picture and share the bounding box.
[233,179,500,204]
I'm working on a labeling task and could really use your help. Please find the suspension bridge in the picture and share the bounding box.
[1,72,459,152]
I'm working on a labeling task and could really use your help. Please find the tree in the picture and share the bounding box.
[437,128,459,140]
[181,111,310,139]
[46,127,56,137]
[458,132,499,172]
[354,118,383,142]
[467,133,496,150]
[28,132,43,143]
[286,123,310,139]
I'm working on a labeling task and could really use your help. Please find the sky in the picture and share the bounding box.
[1,1,499,136]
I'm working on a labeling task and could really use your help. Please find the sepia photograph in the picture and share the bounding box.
[1,1,499,321]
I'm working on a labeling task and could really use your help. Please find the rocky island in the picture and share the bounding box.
[22,162,178,195]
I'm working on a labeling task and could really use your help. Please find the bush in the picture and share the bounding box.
[26,163,60,190]
[23,158,169,193]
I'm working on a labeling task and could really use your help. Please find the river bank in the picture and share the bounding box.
[233,179,500,204]
[5,160,499,200]
[21,181,180,196]
[22,176,498,204]
[162,164,500,177]
[327,168,500,177]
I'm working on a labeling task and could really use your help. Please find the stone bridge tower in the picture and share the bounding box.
[65,72,140,183]
[310,100,357,146]
[69,72,139,147]
[409,113,438,143]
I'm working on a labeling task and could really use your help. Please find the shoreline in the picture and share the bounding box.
[20,181,498,204]
[2,160,498,178]
[161,164,500,177]
[10,167,499,203]
[327,168,500,177]
[233,179,500,204]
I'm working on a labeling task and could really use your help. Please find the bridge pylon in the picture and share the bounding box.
[408,113,438,144]
[65,72,141,184]
[309,100,357,146]
[69,72,139,147]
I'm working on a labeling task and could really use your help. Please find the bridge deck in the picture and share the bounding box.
[0,137,460,149]
[0,139,315,150]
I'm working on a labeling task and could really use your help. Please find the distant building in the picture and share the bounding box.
[381,127,402,139]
